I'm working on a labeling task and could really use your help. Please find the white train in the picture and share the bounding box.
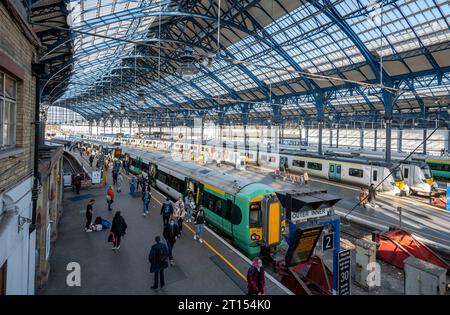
[82,135,410,195]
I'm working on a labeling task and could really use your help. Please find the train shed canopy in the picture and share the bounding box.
[44,0,450,127]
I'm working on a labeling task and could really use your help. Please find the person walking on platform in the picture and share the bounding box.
[112,169,118,186]
[74,174,82,195]
[194,207,205,243]
[110,211,128,251]
[106,186,115,211]
[359,187,368,209]
[85,199,95,232]
[184,191,194,223]
[116,172,123,193]
[137,174,144,192]
[163,219,179,266]
[89,154,94,168]
[303,171,309,185]
[368,184,377,207]
[174,197,185,237]
[160,197,174,226]
[129,176,137,195]
[246,257,265,295]
[148,236,169,290]
[142,188,151,216]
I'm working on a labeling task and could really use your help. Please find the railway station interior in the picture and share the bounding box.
[0,0,449,298]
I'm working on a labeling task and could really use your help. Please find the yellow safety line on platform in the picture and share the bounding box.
[152,199,247,282]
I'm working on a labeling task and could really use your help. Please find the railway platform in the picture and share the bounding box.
[39,150,290,295]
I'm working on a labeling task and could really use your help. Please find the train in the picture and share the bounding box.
[77,138,286,259]
[83,135,415,196]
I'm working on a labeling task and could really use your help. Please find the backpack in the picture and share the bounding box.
[94,216,102,225]
[163,202,171,215]
[101,219,111,229]
[157,246,167,263]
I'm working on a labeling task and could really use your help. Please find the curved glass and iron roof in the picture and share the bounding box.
[47,0,450,126]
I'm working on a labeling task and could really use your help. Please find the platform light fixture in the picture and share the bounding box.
[120,104,125,115]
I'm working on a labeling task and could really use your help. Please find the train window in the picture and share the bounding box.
[404,168,409,179]
[231,205,242,225]
[167,175,184,193]
[330,165,334,172]
[293,160,305,168]
[307,162,322,171]
[222,200,232,222]
[202,191,222,216]
[349,168,363,178]
[373,170,378,181]
[157,170,168,184]
[249,202,262,227]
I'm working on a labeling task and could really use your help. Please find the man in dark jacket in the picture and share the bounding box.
[111,211,127,251]
[160,197,174,226]
[163,219,179,266]
[148,236,169,290]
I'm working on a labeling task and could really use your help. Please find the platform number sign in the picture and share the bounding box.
[323,233,334,251]
[338,249,351,295]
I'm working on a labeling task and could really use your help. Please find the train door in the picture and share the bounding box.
[261,194,282,247]
[371,167,381,187]
[221,198,233,237]
[186,178,203,209]
[328,163,341,181]
[402,165,412,187]
[279,156,288,171]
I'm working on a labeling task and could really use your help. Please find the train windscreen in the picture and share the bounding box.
[391,167,403,181]
[421,166,432,179]
[249,202,262,227]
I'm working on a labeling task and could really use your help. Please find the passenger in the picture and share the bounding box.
[303,171,309,185]
[148,236,169,290]
[174,197,185,237]
[106,186,115,211]
[163,219,179,266]
[160,197,174,226]
[137,174,144,191]
[368,184,377,207]
[112,169,118,185]
[89,154,94,167]
[194,207,205,243]
[110,211,128,251]
[85,199,95,232]
[116,172,123,193]
[246,257,265,295]
[142,187,151,217]
[129,176,137,195]
[359,187,368,208]
[184,191,195,223]
[74,174,82,195]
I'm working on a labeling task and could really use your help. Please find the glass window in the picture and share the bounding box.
[249,202,262,227]
[373,170,378,181]
[404,168,409,179]
[0,72,16,149]
[157,170,167,184]
[4,75,16,100]
[307,162,322,171]
[349,168,364,178]
[293,160,305,167]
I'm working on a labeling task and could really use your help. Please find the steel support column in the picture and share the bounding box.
[374,128,377,151]
[383,90,394,163]
[447,128,450,155]
[305,126,309,146]
[330,128,333,148]
[398,128,403,153]
[318,121,324,155]
[423,129,427,154]
[360,128,364,149]
[336,125,339,148]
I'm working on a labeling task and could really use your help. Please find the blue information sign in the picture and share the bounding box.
[447,184,450,211]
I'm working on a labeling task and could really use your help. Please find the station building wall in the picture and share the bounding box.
[0,0,39,295]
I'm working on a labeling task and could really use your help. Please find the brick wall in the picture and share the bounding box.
[0,1,36,192]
